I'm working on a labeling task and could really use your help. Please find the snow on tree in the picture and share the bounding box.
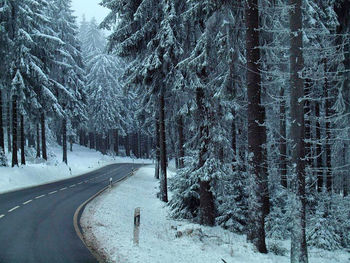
[86,53,126,138]
[48,0,87,164]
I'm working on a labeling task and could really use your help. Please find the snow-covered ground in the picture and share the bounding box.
[81,167,349,263]
[0,144,152,194]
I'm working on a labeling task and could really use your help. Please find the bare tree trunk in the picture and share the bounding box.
[125,133,130,157]
[132,133,138,157]
[159,92,168,202]
[36,123,40,158]
[0,89,4,153]
[315,102,323,192]
[20,114,25,165]
[11,95,18,167]
[138,131,142,158]
[145,136,150,159]
[28,132,35,148]
[289,0,308,261]
[280,87,287,187]
[7,99,11,153]
[304,80,312,169]
[62,118,67,164]
[105,133,109,154]
[261,108,270,217]
[114,129,119,155]
[245,0,268,253]
[155,116,160,179]
[41,113,47,161]
[70,136,73,152]
[88,132,94,149]
[344,147,348,197]
[177,115,185,168]
[95,133,99,151]
[324,62,332,192]
[232,110,236,163]
[342,145,347,196]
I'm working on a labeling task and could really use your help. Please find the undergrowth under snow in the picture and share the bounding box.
[81,167,349,263]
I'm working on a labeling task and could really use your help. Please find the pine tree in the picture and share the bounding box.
[49,0,86,164]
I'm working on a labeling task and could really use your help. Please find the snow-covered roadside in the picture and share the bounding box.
[81,167,349,263]
[0,144,152,194]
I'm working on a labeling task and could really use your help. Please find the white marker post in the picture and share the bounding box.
[109,177,112,189]
[133,207,140,245]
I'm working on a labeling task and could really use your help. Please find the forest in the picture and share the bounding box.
[1,0,350,262]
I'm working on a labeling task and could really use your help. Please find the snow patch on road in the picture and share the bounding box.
[81,167,349,263]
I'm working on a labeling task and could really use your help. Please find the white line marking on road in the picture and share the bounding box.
[35,195,45,199]
[8,206,20,212]
[49,190,58,195]
[69,184,76,188]
[0,214,5,219]
[23,200,32,205]
[77,182,83,185]
[60,187,67,191]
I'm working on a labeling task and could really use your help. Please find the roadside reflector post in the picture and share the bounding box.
[133,207,140,245]
[109,177,112,188]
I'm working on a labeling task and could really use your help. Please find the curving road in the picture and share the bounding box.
[0,163,141,263]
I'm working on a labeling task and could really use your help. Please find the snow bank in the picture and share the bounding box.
[0,144,152,194]
[81,167,349,263]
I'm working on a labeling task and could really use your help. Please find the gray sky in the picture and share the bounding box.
[71,0,109,24]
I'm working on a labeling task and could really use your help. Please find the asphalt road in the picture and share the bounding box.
[0,163,141,263]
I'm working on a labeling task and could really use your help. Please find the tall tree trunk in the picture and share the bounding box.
[315,102,323,192]
[324,62,332,192]
[41,113,47,161]
[11,95,18,167]
[132,133,137,157]
[197,87,215,226]
[79,129,83,146]
[246,0,268,253]
[138,131,142,158]
[7,100,11,153]
[232,110,236,163]
[0,89,4,153]
[289,0,308,262]
[177,115,185,169]
[70,136,73,152]
[89,132,94,149]
[159,92,168,202]
[342,145,347,196]
[28,132,35,148]
[145,136,150,159]
[125,133,130,157]
[20,114,25,165]
[155,116,160,179]
[95,133,99,151]
[114,129,119,155]
[36,123,40,158]
[261,108,270,217]
[62,118,67,164]
[280,87,288,187]
[304,80,312,169]
[105,133,109,154]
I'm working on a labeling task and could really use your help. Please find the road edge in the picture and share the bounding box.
[73,168,139,263]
